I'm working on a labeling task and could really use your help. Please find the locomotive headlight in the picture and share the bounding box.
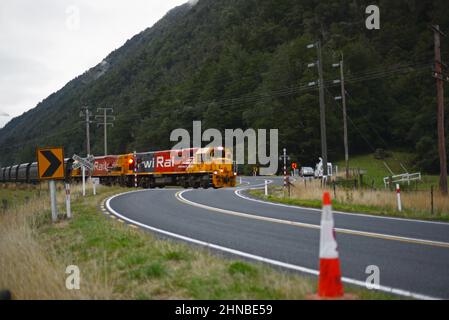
[214,171,218,175]
[220,169,224,173]
[234,172,237,176]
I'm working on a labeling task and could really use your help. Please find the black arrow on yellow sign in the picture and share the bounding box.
[37,147,64,180]
[40,150,62,178]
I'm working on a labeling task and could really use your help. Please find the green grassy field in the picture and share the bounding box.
[0,183,396,300]
[0,184,43,210]
[245,152,449,221]
[335,152,443,190]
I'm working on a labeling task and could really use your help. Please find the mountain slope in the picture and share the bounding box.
[0,0,448,173]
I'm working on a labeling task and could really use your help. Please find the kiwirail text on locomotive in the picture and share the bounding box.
[171,121,278,175]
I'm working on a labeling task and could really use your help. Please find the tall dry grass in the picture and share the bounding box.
[0,183,113,299]
[284,179,449,216]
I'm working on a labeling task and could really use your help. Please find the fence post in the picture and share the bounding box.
[431,185,434,215]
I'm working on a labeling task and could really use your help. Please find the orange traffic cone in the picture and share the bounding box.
[318,192,344,298]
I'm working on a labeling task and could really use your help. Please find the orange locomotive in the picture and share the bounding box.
[70,147,236,189]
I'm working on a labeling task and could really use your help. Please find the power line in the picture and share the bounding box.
[325,87,378,154]
[79,106,93,157]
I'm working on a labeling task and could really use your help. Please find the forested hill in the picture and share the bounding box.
[0,0,448,173]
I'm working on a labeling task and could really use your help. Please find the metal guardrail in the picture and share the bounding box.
[383,172,421,187]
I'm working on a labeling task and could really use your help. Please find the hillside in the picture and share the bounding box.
[0,0,448,173]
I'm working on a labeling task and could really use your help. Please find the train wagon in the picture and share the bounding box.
[1,147,237,189]
[134,146,236,189]
[71,154,135,186]
[1,159,65,184]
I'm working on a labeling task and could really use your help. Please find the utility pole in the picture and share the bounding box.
[333,53,349,179]
[307,40,328,177]
[79,106,93,157]
[432,25,448,195]
[95,108,115,156]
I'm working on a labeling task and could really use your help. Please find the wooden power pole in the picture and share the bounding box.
[333,54,349,179]
[433,25,448,195]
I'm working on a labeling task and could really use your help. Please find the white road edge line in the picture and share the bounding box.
[105,190,439,300]
[236,179,449,226]
[179,190,449,248]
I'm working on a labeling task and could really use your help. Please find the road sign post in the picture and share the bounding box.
[37,147,65,223]
[49,180,58,222]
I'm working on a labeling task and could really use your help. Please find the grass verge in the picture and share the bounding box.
[248,187,449,222]
[1,183,396,299]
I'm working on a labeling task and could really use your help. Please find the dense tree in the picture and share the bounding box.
[0,0,448,173]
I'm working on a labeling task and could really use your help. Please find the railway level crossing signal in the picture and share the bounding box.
[279,148,290,188]
[72,154,95,196]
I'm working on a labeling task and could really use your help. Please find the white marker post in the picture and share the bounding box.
[49,180,58,222]
[92,177,100,196]
[396,184,402,212]
[65,183,71,219]
[92,178,96,196]
[82,166,86,196]
[265,180,269,196]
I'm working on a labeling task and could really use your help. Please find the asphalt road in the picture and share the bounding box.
[106,176,449,299]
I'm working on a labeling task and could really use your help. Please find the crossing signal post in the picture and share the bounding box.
[72,154,95,197]
[279,148,290,189]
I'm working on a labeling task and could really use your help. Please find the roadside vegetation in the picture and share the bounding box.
[0,182,394,299]
[250,152,449,221]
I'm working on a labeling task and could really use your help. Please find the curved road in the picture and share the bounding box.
[105,176,449,299]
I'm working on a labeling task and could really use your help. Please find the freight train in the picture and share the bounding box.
[0,146,237,189]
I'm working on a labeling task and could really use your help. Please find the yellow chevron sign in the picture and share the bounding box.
[37,147,65,180]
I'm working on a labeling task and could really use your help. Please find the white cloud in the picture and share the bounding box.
[0,0,189,128]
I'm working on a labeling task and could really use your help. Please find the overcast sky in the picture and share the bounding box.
[0,0,192,128]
